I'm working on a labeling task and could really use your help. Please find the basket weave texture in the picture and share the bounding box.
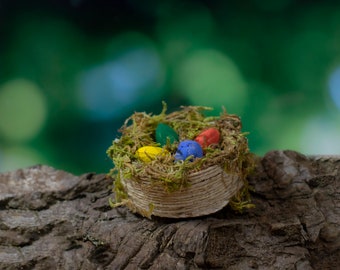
[122,165,243,218]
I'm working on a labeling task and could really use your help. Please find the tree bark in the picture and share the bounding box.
[0,150,339,269]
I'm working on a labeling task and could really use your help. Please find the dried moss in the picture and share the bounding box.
[107,102,255,212]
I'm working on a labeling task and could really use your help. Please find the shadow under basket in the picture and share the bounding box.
[121,165,244,219]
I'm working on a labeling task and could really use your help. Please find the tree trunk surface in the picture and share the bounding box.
[0,150,339,270]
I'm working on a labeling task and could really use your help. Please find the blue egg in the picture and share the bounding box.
[174,140,203,161]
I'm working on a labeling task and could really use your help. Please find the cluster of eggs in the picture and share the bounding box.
[135,123,220,163]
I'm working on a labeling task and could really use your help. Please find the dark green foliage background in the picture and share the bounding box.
[0,0,339,174]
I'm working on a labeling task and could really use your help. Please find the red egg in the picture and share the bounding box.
[194,128,220,148]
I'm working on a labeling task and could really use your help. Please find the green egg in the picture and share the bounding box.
[155,123,179,146]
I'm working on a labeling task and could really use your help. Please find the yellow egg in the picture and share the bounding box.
[136,146,169,163]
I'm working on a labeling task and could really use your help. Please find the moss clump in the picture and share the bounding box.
[107,102,255,212]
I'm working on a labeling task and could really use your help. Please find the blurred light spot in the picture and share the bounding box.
[301,116,340,155]
[174,49,247,114]
[0,146,44,173]
[78,34,165,120]
[275,117,305,152]
[328,66,340,110]
[0,79,47,142]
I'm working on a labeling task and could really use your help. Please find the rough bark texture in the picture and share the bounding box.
[0,150,339,269]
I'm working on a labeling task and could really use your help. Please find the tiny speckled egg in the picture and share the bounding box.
[195,128,220,148]
[136,146,169,163]
[155,123,179,146]
[174,140,203,161]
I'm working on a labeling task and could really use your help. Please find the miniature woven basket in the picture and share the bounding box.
[107,103,254,219]
[121,165,243,218]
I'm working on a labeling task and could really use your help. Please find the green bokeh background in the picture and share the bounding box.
[1,0,340,175]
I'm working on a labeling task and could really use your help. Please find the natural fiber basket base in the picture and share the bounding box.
[121,165,243,218]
